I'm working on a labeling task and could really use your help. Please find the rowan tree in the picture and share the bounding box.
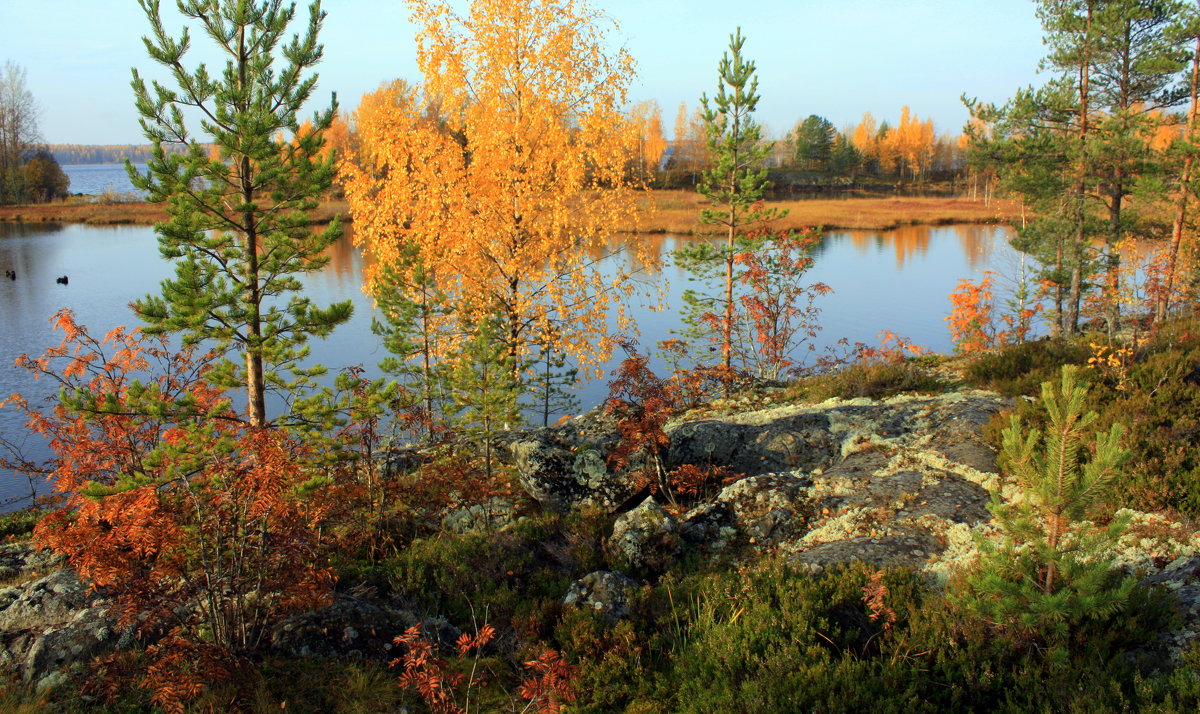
[6,311,332,709]
[128,0,351,427]
[341,0,651,406]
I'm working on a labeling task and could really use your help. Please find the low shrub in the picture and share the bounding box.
[797,359,947,401]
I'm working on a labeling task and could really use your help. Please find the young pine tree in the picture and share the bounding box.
[676,28,783,374]
[523,331,582,428]
[372,245,455,442]
[129,0,352,427]
[451,316,522,480]
[955,365,1135,646]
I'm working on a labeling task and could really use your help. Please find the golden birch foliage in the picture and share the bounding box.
[852,112,879,163]
[341,0,651,378]
[673,101,689,160]
[630,100,667,172]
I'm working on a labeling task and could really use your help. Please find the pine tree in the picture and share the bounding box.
[523,331,581,428]
[955,365,1135,645]
[676,27,782,375]
[372,244,455,442]
[451,316,521,480]
[128,0,352,427]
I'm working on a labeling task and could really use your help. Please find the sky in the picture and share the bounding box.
[0,0,1048,146]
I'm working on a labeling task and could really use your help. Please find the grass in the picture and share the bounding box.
[0,197,348,226]
[624,190,1026,234]
[2,190,1020,231]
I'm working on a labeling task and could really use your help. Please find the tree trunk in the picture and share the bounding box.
[1159,29,1200,324]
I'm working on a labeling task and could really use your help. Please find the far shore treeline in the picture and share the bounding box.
[48,143,195,165]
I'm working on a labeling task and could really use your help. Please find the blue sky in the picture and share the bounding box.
[1,0,1047,145]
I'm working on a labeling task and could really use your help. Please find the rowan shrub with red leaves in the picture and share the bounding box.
[4,310,334,708]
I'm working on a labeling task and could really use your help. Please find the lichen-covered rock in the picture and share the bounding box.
[667,410,839,476]
[894,475,991,525]
[608,497,680,573]
[1141,554,1200,662]
[680,502,737,551]
[711,473,813,547]
[511,434,635,512]
[915,394,1006,474]
[0,543,62,582]
[271,594,428,659]
[442,498,519,535]
[0,568,116,684]
[790,530,943,573]
[563,571,639,623]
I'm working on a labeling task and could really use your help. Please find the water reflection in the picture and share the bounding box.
[0,221,1018,509]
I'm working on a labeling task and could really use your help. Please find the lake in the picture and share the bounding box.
[0,220,1021,509]
[61,164,148,197]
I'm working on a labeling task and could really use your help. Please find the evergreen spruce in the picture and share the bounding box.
[128,0,351,427]
[955,365,1135,647]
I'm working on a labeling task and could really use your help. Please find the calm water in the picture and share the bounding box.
[0,221,1020,508]
[61,164,148,197]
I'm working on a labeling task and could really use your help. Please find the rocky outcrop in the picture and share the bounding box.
[516,391,1009,577]
[0,549,117,688]
[270,592,456,660]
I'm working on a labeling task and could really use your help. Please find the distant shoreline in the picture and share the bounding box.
[0,191,1024,232]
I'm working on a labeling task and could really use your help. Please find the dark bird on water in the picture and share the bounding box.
[56,275,68,285]
[5,270,13,280]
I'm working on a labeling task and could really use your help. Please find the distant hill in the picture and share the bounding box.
[48,144,197,165]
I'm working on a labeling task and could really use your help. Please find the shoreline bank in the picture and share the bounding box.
[0,191,1024,232]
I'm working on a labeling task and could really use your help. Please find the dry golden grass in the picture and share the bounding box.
[0,191,1021,232]
[0,197,349,226]
[623,190,1025,234]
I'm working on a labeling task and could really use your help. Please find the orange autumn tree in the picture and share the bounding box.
[342,0,652,406]
[630,99,667,181]
[946,273,997,353]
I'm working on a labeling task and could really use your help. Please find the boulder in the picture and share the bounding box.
[511,434,636,512]
[608,497,680,573]
[271,593,457,660]
[711,473,813,546]
[0,567,116,685]
[667,410,839,477]
[563,571,640,624]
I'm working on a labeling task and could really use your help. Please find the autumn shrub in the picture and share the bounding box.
[4,312,334,710]
[798,359,946,402]
[963,337,1093,396]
